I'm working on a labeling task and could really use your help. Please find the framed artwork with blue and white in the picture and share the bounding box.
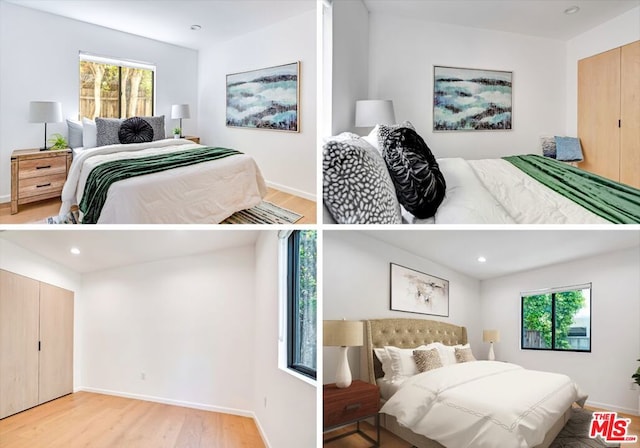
[226,62,299,132]
[433,65,512,132]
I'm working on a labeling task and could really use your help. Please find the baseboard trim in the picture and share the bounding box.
[0,195,9,204]
[266,181,316,202]
[586,399,639,416]
[252,413,272,448]
[76,387,254,418]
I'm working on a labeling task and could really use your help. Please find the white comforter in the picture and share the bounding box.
[380,361,587,448]
[60,139,267,224]
[404,158,609,224]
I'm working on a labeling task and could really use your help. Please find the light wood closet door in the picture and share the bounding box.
[578,47,621,180]
[620,41,640,189]
[38,282,74,404]
[0,270,40,419]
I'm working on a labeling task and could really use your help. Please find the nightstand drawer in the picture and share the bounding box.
[18,173,66,199]
[324,392,378,428]
[19,156,67,179]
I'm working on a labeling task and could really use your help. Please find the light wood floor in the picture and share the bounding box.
[0,392,265,448]
[324,406,640,448]
[0,187,316,224]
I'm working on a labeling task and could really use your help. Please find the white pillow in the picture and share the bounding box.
[374,347,393,380]
[437,343,471,366]
[82,117,97,149]
[384,345,429,382]
[362,125,380,153]
[66,119,83,148]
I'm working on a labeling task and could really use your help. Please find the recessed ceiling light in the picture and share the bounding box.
[477,256,487,263]
[564,6,580,14]
[190,24,202,31]
[70,247,80,255]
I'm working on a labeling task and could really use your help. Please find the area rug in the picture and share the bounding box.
[37,201,302,224]
[549,408,621,448]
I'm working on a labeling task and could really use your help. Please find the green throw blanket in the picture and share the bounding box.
[503,154,640,224]
[80,146,241,224]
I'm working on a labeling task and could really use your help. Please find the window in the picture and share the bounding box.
[286,230,317,379]
[521,284,591,352]
[79,53,155,119]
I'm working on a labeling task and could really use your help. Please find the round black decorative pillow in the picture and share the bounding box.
[118,117,154,144]
[382,127,447,219]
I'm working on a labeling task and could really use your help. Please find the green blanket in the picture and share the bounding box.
[80,146,241,224]
[503,154,640,224]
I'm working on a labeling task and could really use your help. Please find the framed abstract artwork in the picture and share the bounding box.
[390,263,449,317]
[226,61,299,132]
[433,65,512,132]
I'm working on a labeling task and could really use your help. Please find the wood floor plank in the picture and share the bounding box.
[0,187,316,224]
[0,392,265,448]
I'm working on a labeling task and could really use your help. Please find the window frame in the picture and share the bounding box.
[520,283,592,353]
[285,230,317,380]
[79,52,156,119]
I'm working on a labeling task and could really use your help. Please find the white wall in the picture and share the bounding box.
[480,247,640,415]
[0,238,83,388]
[330,0,369,135]
[565,6,640,136]
[323,231,481,383]
[79,246,257,415]
[0,2,198,203]
[253,231,316,448]
[367,14,567,159]
[197,10,317,200]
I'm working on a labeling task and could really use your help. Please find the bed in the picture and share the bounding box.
[60,139,267,224]
[322,129,640,224]
[360,318,587,448]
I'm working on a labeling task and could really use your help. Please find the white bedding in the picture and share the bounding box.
[60,139,267,224]
[380,361,587,448]
[405,158,609,224]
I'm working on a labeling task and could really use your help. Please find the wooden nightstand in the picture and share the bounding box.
[10,148,72,214]
[184,136,200,144]
[323,380,380,446]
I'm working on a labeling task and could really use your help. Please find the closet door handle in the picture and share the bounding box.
[38,341,41,351]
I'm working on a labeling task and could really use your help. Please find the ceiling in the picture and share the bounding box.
[4,0,315,50]
[360,230,640,280]
[0,230,260,273]
[363,0,640,40]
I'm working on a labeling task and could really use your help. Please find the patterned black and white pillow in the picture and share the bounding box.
[323,136,402,224]
[540,136,556,158]
[95,117,123,147]
[378,121,415,151]
[383,127,446,219]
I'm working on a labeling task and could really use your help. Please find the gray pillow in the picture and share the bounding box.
[95,117,122,147]
[66,119,83,148]
[141,115,165,141]
[323,135,402,224]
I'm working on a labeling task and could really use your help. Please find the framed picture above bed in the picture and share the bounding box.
[433,65,512,132]
[226,61,299,132]
[390,263,449,317]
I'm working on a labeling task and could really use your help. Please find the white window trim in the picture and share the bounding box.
[79,51,156,72]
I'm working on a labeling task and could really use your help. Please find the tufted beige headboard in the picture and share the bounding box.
[361,318,468,384]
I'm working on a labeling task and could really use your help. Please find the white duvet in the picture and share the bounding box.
[380,361,587,448]
[404,158,609,224]
[60,139,267,224]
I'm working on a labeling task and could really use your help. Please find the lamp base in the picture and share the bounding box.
[39,146,49,151]
[335,346,353,388]
[488,343,495,361]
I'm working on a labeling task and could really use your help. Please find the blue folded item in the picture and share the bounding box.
[555,136,583,161]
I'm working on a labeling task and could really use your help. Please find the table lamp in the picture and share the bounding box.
[324,320,363,388]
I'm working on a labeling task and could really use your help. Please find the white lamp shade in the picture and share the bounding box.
[171,104,191,119]
[323,320,363,347]
[483,330,500,343]
[355,100,396,127]
[29,101,62,123]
